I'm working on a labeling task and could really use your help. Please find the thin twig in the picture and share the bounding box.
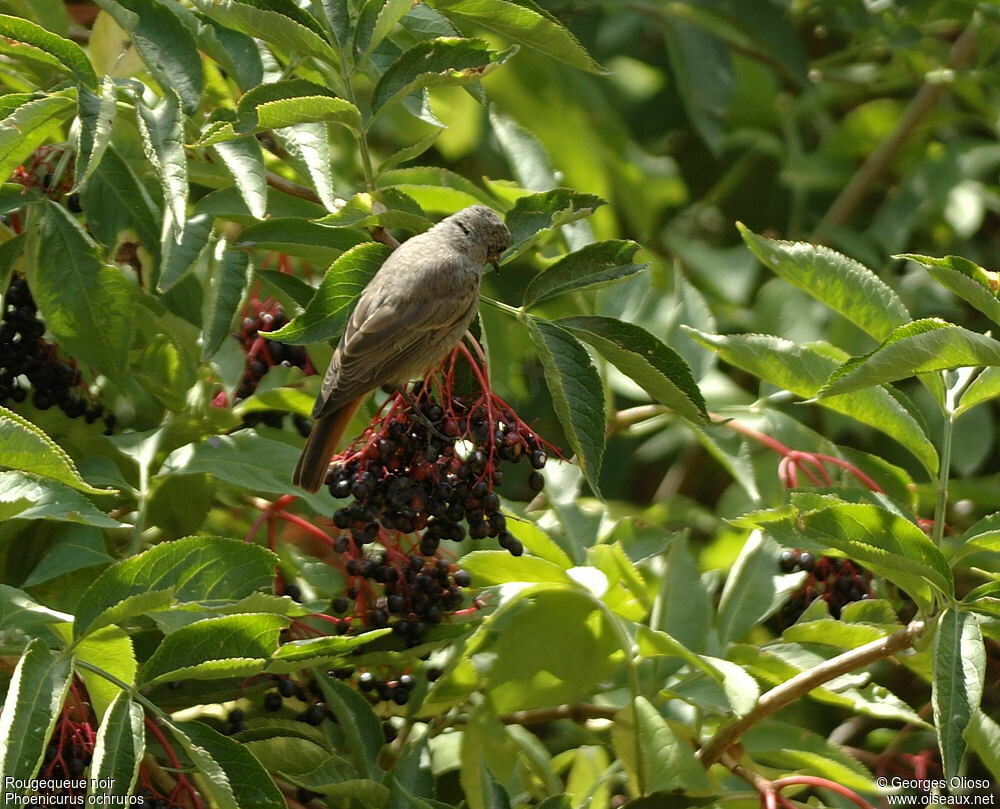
[698,620,925,768]
[812,23,979,241]
[264,171,321,204]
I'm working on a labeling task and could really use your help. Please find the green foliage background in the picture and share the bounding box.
[0,1,999,808]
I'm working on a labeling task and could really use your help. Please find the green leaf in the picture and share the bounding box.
[738,223,909,341]
[459,550,574,585]
[686,330,939,475]
[201,240,253,361]
[55,623,136,720]
[0,585,71,636]
[0,638,73,796]
[211,137,267,219]
[22,525,112,587]
[0,473,122,528]
[88,692,144,801]
[489,106,556,191]
[136,92,188,232]
[192,0,342,90]
[95,0,203,114]
[612,697,709,794]
[717,531,798,645]
[312,674,384,781]
[933,609,985,781]
[955,366,1000,416]
[0,93,75,184]
[523,241,645,307]
[32,200,135,384]
[819,319,1000,397]
[74,536,277,639]
[0,233,25,293]
[425,0,600,72]
[742,722,875,794]
[376,130,444,174]
[476,589,619,713]
[527,317,605,498]
[662,19,732,153]
[899,253,1000,326]
[158,213,214,292]
[558,316,708,424]
[197,79,362,145]
[795,497,953,608]
[967,710,1000,781]
[234,218,368,262]
[139,613,288,685]
[173,720,285,809]
[266,242,390,345]
[315,189,431,232]
[356,0,413,54]
[505,189,604,257]
[165,718,239,809]
[370,37,517,120]
[159,431,330,513]
[656,536,711,655]
[0,14,97,88]
[268,632,389,671]
[79,145,161,256]
[74,77,117,191]
[0,407,114,494]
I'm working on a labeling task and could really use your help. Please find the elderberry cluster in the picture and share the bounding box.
[779,550,873,621]
[235,300,312,402]
[329,392,548,558]
[1,277,113,431]
[331,552,474,643]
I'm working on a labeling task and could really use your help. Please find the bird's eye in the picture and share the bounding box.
[455,220,471,236]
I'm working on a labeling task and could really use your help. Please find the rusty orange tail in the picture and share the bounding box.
[292,398,362,493]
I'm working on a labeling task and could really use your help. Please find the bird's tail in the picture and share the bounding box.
[292,398,362,493]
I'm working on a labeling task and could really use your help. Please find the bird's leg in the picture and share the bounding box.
[396,386,450,443]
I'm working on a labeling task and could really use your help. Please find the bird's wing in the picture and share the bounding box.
[312,258,477,417]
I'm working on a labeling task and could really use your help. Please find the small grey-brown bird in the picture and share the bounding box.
[293,204,511,492]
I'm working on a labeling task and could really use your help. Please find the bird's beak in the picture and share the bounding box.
[490,259,501,274]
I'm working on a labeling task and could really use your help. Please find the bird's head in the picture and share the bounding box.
[444,205,511,272]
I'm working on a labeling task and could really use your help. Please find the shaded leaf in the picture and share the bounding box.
[527,317,605,498]
[201,240,253,361]
[266,242,390,345]
[558,315,707,424]
[663,19,732,153]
